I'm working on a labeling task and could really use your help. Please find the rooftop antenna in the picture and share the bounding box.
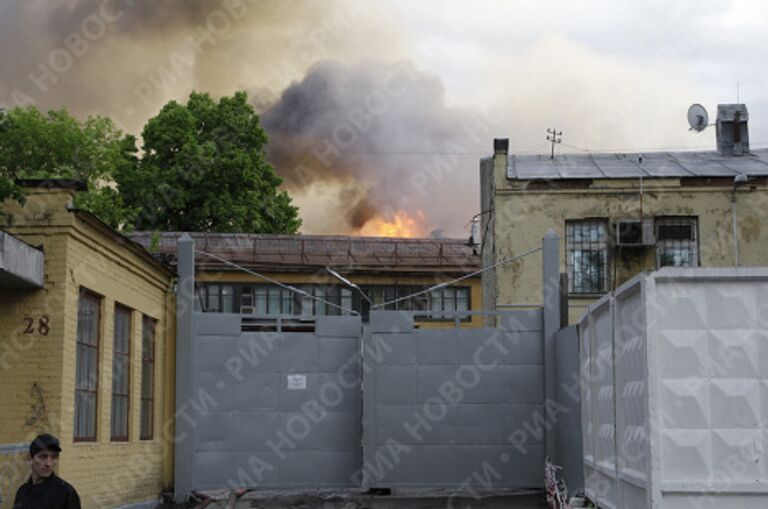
[546,128,562,159]
[686,103,709,132]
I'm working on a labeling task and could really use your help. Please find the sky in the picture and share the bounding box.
[1,0,767,237]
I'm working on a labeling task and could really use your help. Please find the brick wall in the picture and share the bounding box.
[1,185,175,509]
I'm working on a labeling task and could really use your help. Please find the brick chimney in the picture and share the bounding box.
[716,104,749,156]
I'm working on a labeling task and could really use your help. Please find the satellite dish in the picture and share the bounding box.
[687,103,709,132]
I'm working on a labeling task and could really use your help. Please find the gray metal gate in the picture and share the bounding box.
[174,231,568,501]
[176,311,364,493]
[361,310,545,490]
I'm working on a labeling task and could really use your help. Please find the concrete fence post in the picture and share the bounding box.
[175,233,195,503]
[542,229,561,463]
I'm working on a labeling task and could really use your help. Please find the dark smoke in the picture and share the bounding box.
[0,2,485,236]
[0,0,352,132]
[261,60,484,234]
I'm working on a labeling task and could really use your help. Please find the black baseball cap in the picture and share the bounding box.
[29,433,62,457]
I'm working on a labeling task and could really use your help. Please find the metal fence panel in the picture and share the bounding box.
[554,325,584,495]
[579,268,768,508]
[188,313,363,491]
[362,310,545,490]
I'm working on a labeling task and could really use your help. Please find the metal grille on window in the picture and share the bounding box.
[75,291,100,441]
[111,305,131,441]
[567,220,608,294]
[656,217,698,267]
[140,316,155,440]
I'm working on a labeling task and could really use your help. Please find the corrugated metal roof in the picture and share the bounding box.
[507,148,768,180]
[129,232,480,274]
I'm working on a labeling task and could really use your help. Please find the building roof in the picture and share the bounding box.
[507,148,768,180]
[129,232,480,275]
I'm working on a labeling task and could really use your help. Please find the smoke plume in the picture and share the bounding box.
[260,60,487,235]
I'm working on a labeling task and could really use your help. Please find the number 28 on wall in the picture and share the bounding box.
[23,316,50,336]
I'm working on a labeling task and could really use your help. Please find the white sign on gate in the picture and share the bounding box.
[287,374,306,390]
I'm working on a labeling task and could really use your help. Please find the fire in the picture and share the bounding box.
[358,209,428,238]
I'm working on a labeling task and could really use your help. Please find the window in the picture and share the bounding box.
[359,285,470,321]
[195,284,234,313]
[567,220,609,294]
[111,305,131,441]
[239,284,354,317]
[429,287,470,313]
[140,316,156,440]
[241,285,297,315]
[75,290,100,441]
[656,217,698,268]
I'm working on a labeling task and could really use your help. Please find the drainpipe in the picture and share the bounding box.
[731,174,748,267]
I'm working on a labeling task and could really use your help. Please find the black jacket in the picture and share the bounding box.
[12,475,81,509]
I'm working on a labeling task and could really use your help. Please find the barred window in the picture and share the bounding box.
[140,316,156,440]
[567,220,609,294]
[75,289,100,441]
[656,217,698,268]
[111,305,131,441]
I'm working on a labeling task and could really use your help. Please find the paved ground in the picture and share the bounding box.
[160,488,548,509]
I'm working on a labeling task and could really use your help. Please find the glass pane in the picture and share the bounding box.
[85,393,95,437]
[208,293,220,313]
[444,288,456,312]
[282,291,293,314]
[430,290,442,311]
[141,399,153,438]
[456,289,469,311]
[300,286,313,316]
[221,285,234,313]
[87,347,97,390]
[315,287,326,315]
[341,289,352,315]
[75,392,83,437]
[268,287,280,315]
[255,287,267,314]
[142,363,151,398]
[110,396,117,436]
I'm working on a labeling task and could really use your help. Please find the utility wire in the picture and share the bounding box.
[373,245,543,309]
[194,250,358,316]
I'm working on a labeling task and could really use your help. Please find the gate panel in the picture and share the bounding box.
[362,310,545,490]
[188,313,363,491]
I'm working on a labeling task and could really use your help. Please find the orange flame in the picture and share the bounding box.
[358,209,428,238]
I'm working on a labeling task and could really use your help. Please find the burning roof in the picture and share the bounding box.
[129,232,480,275]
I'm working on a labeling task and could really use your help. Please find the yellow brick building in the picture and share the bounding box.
[0,181,175,509]
[481,105,768,324]
[130,232,483,328]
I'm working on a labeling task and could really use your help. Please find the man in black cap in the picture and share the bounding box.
[12,433,81,509]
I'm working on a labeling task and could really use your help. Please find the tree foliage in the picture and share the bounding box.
[0,107,137,225]
[117,91,301,233]
[1,92,301,234]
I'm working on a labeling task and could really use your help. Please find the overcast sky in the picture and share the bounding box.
[1,0,766,236]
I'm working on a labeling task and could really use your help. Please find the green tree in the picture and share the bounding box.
[118,91,301,233]
[0,107,137,226]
